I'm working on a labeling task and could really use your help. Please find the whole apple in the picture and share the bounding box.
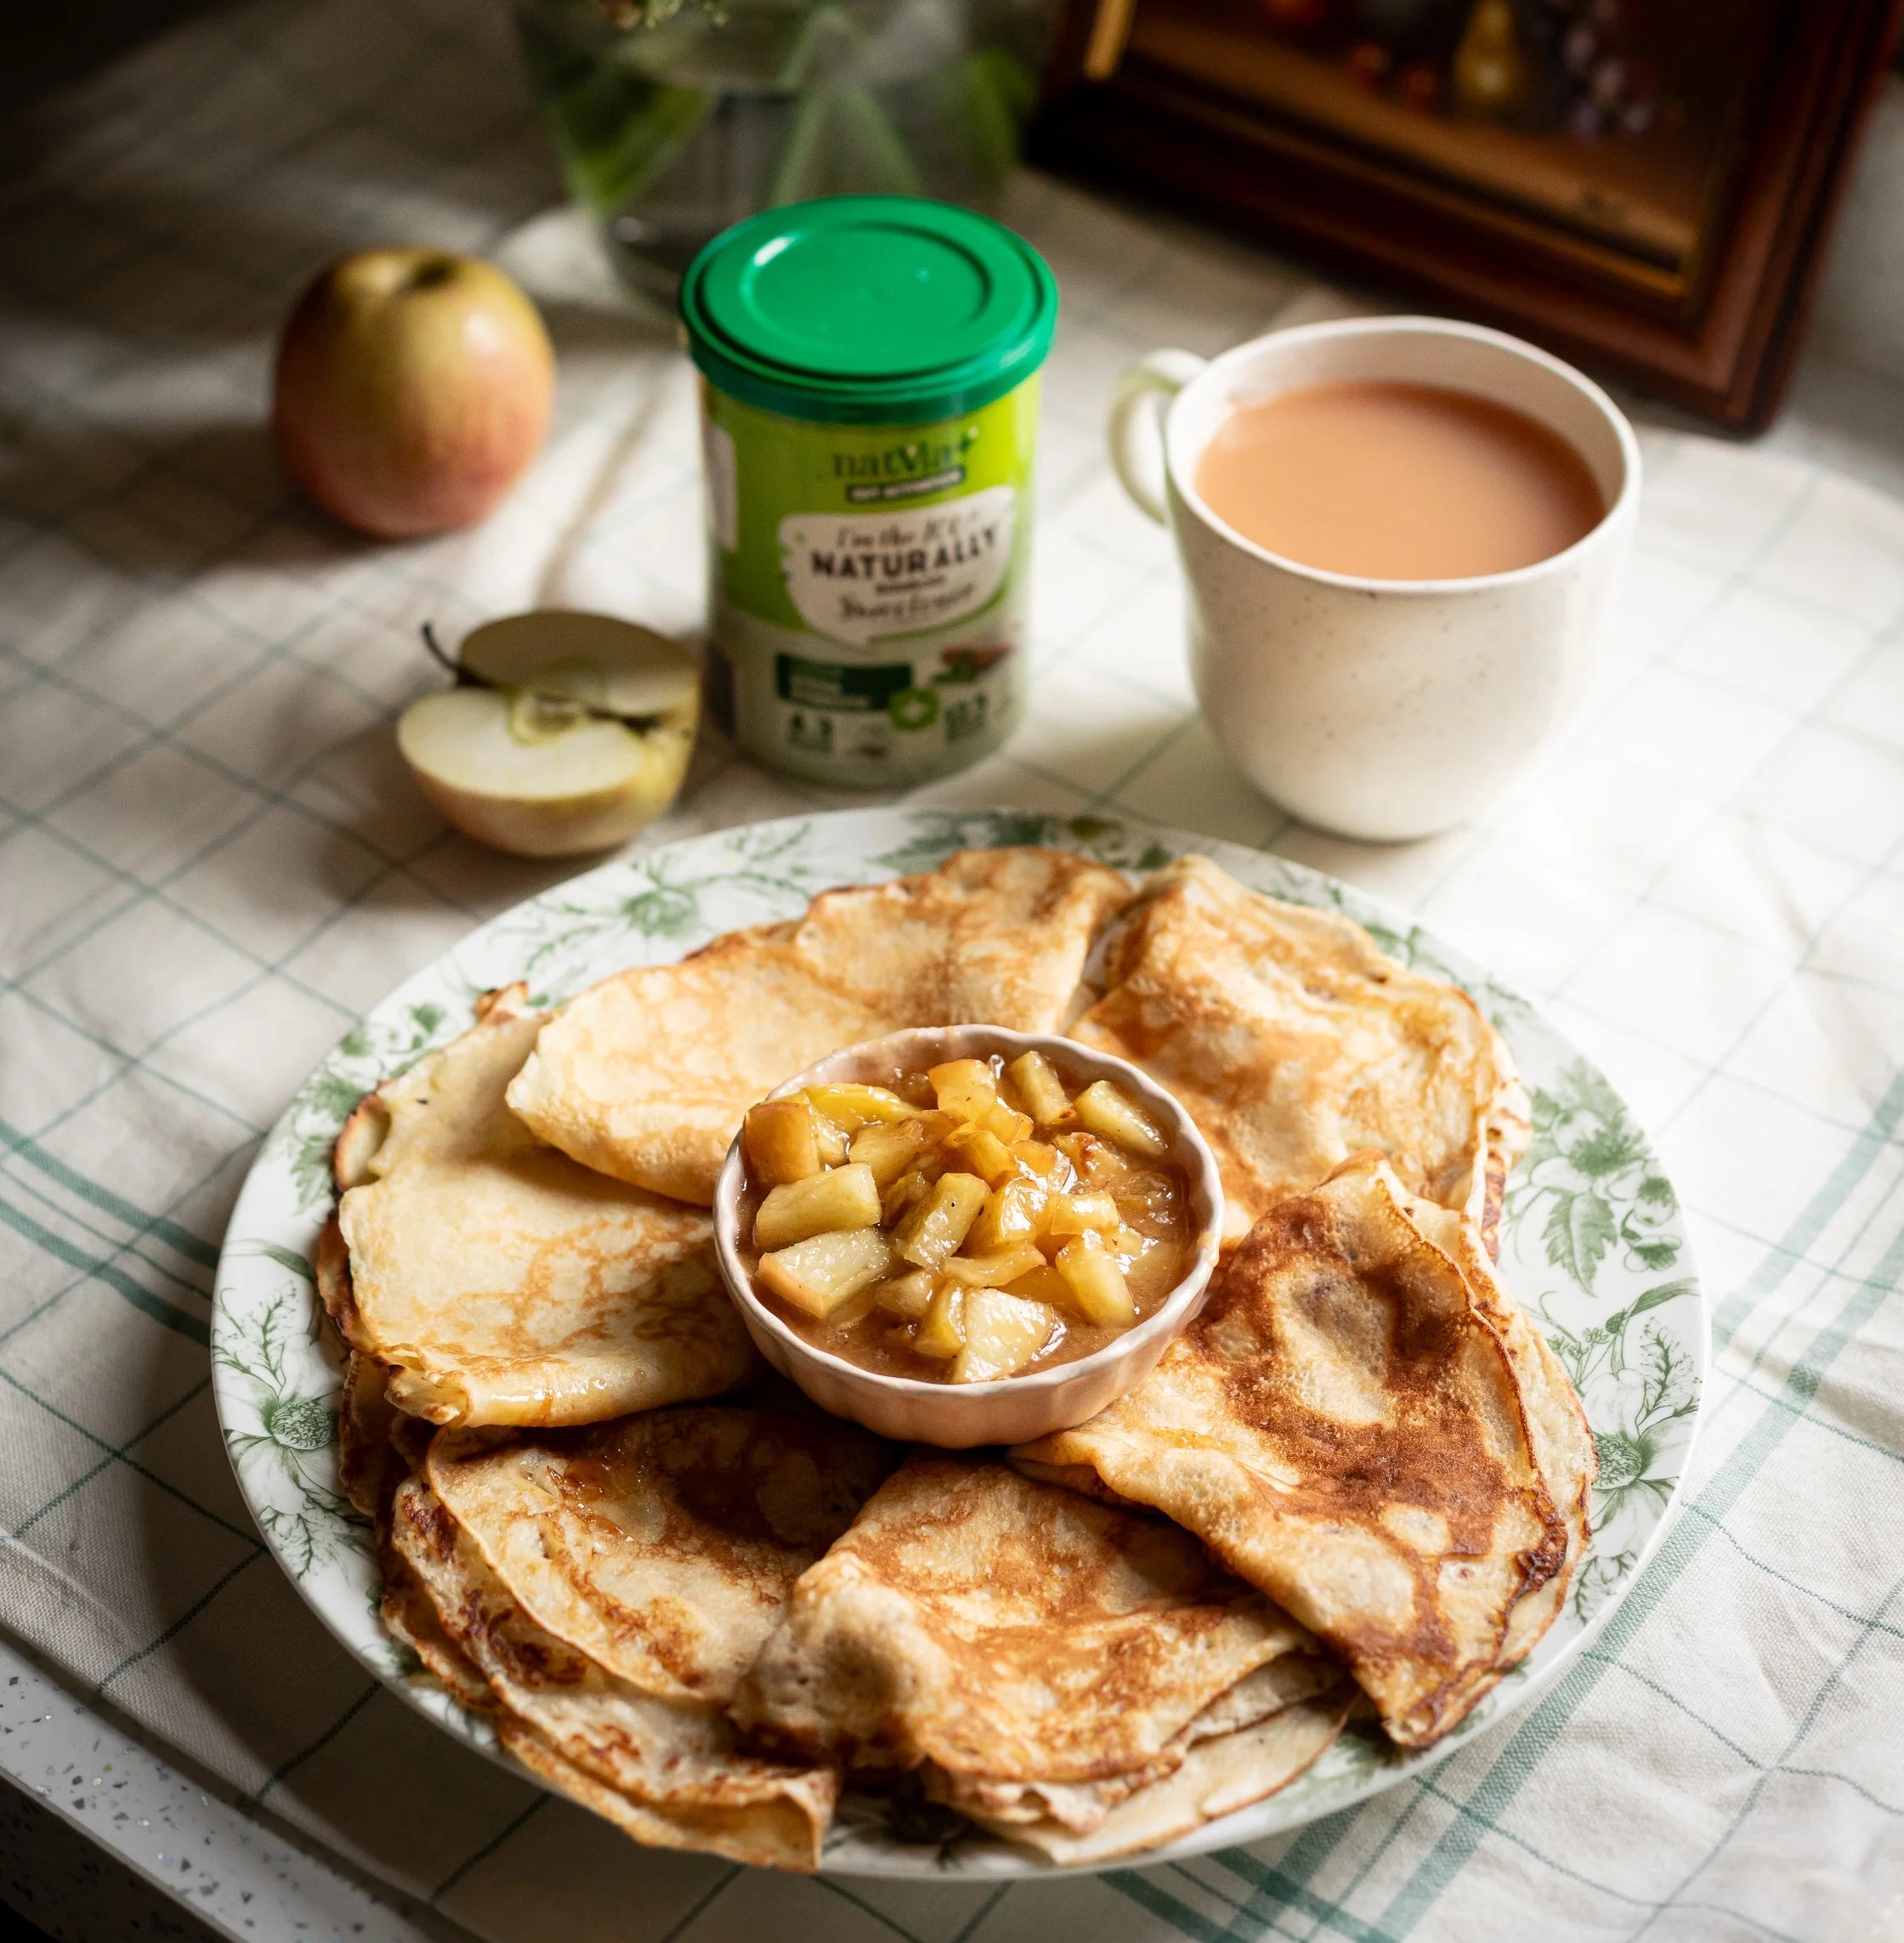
[272,249,554,540]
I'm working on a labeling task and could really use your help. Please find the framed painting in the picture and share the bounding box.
[1033,0,1902,426]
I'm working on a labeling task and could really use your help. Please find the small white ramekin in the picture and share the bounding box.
[711,1024,1224,1447]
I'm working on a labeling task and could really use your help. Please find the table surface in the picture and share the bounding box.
[4,2,1904,1939]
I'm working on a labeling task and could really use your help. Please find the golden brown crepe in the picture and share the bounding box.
[335,1346,399,1517]
[1068,855,1529,1249]
[507,847,1132,1204]
[1014,1156,1579,1748]
[1411,1201,1598,1667]
[733,1455,1354,1861]
[398,1405,896,1870]
[381,1471,498,1714]
[332,985,758,1428]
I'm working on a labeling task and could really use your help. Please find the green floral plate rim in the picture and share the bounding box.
[211,805,1708,1879]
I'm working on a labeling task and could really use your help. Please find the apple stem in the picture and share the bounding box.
[420,620,463,680]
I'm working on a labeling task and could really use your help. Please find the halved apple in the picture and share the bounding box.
[457,611,697,719]
[396,612,699,858]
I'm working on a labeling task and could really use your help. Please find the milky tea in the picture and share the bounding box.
[1193,380,1604,582]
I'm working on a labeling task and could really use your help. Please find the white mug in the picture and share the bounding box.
[1107,316,1640,841]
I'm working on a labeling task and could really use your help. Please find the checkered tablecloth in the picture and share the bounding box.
[4,2,1904,1937]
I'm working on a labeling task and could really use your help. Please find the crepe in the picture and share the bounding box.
[335,1346,398,1517]
[1014,1156,1580,1748]
[1068,855,1529,1249]
[399,1404,896,1870]
[332,984,758,1427]
[1411,1199,1598,1666]
[507,847,1132,1204]
[733,1455,1354,1861]
[381,1470,499,1713]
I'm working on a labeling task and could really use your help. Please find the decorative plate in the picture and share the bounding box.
[211,807,1707,1878]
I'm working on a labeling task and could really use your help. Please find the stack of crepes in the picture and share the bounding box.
[319,845,1594,1870]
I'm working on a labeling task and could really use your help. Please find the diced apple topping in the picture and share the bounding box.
[952,1290,1057,1383]
[741,1050,1189,1383]
[966,1175,1045,1254]
[1072,1080,1170,1158]
[944,1122,1018,1186]
[1055,1229,1137,1327]
[939,1243,1046,1288]
[875,1268,935,1320]
[757,1227,896,1319]
[1006,1049,1073,1128]
[929,1058,1000,1124]
[913,1282,966,1358]
[753,1162,881,1252]
[806,1083,914,1130]
[744,1097,822,1187]
[1046,1190,1120,1236]
[1002,1261,1072,1309]
[896,1171,989,1269]
[850,1115,932,1187]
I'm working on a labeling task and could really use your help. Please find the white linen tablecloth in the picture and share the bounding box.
[3,2,1903,1937]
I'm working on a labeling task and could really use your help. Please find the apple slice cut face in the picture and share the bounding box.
[459,611,698,720]
[400,689,662,800]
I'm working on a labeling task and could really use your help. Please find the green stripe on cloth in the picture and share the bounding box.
[1711,1067,1904,1352]
[1,1164,212,1301]
[1375,1203,1904,1936]
[813,1876,932,1941]
[0,1114,219,1266]
[1201,1810,1370,1940]
[1206,1847,1399,1942]
[1108,1867,1244,1943]
[0,1192,211,1344]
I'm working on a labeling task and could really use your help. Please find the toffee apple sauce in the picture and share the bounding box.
[736,1051,1193,1385]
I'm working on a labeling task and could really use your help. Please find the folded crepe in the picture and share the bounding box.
[1068,855,1530,1251]
[507,847,1132,1204]
[732,1455,1354,1863]
[1014,1155,1587,1748]
[331,984,759,1428]
[382,1468,499,1714]
[330,1374,500,1712]
[394,1404,896,1871]
[1410,1198,1598,1668]
[335,1345,399,1517]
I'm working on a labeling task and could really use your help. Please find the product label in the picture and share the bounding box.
[700,377,1039,789]
[777,486,1016,646]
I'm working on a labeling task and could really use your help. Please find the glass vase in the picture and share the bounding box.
[513,0,1054,304]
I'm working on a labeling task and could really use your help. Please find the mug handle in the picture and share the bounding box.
[1107,348,1208,524]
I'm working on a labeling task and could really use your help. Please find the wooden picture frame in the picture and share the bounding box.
[1032,0,1903,427]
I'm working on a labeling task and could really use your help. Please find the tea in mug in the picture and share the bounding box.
[1194,380,1604,581]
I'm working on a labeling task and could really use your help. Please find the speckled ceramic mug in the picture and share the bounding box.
[1108,317,1640,842]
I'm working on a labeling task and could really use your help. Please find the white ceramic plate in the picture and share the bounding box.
[212,807,1707,1878]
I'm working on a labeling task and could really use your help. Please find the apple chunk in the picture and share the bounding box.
[1054,1230,1136,1326]
[744,1098,821,1187]
[753,1163,881,1252]
[1072,1081,1170,1159]
[950,1289,1057,1383]
[757,1229,895,1320]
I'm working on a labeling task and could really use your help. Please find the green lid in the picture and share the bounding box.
[680,197,1058,427]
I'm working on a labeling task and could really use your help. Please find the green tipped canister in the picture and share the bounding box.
[682,196,1057,788]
